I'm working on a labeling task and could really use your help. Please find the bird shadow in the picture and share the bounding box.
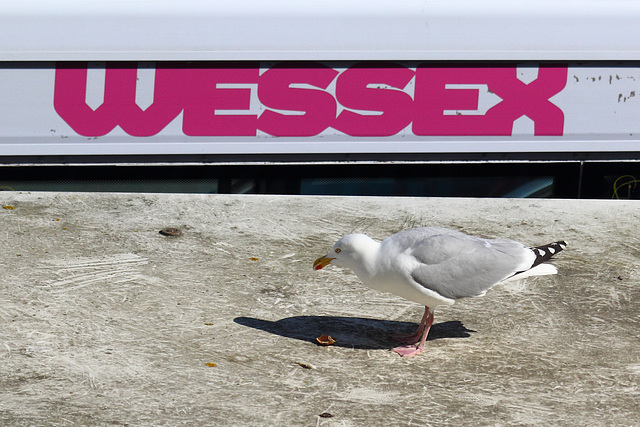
[233,315,476,350]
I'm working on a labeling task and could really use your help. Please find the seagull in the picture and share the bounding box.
[313,227,566,357]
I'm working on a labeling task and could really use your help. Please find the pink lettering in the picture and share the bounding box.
[54,63,184,137]
[412,65,567,136]
[182,66,259,137]
[333,63,414,136]
[258,63,339,137]
[53,62,568,139]
[492,67,567,136]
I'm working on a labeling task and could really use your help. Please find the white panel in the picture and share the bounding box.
[0,0,639,61]
[1,62,640,157]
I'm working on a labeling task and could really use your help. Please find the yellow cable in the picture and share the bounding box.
[612,175,639,199]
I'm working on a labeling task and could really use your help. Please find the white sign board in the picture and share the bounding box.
[1,62,639,157]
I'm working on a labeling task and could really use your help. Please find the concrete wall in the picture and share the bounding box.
[1,192,638,425]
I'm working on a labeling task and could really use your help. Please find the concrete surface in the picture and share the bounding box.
[0,192,638,426]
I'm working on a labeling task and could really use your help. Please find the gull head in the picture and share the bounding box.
[313,233,379,271]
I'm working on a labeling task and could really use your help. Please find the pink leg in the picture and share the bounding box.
[393,307,434,357]
[391,307,431,343]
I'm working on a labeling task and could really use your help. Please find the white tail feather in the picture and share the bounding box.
[503,263,557,283]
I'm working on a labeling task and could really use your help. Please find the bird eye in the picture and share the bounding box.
[334,248,341,253]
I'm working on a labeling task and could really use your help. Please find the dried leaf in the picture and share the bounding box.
[316,334,336,346]
[2,205,14,210]
[159,227,182,237]
[295,362,315,369]
[205,363,217,367]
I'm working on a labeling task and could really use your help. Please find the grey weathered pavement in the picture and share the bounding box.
[1,192,638,426]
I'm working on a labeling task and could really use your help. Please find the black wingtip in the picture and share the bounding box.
[530,240,567,268]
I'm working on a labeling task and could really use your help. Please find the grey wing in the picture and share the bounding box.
[405,233,534,300]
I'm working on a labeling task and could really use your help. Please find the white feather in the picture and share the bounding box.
[502,263,557,283]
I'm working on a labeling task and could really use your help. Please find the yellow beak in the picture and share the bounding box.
[313,256,335,270]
